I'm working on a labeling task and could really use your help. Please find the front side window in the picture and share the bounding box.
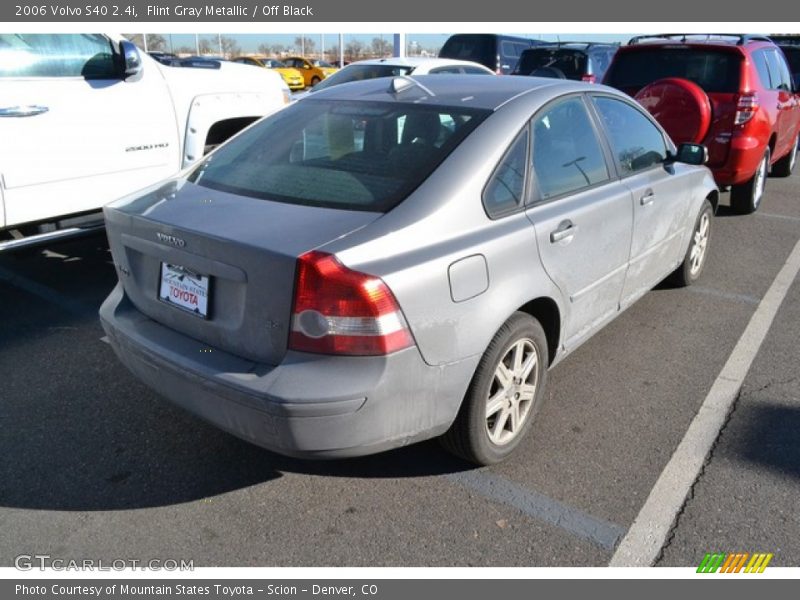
[0,33,117,78]
[531,96,609,199]
[592,96,668,176]
[190,100,489,212]
[483,129,529,218]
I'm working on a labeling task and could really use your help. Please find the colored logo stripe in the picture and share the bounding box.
[697,552,773,573]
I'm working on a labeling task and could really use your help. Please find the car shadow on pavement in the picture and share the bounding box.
[0,235,474,513]
[731,400,800,480]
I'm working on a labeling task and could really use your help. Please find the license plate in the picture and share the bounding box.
[158,262,210,318]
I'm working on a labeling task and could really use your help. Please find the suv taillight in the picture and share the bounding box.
[735,92,759,125]
[581,74,597,83]
[289,251,414,356]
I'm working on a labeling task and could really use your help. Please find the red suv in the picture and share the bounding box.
[604,34,800,213]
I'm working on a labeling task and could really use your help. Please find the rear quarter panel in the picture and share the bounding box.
[322,90,568,367]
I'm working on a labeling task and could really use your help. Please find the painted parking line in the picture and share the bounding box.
[610,237,800,567]
[0,265,98,318]
[447,470,626,551]
[687,285,760,306]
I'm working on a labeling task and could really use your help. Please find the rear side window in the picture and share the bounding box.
[313,64,414,91]
[593,96,668,175]
[764,49,793,90]
[483,129,529,217]
[753,50,773,89]
[605,48,742,93]
[531,97,609,200]
[0,33,117,78]
[190,100,490,213]
[518,49,588,79]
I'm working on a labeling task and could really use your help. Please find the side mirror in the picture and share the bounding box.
[119,40,143,80]
[672,143,708,166]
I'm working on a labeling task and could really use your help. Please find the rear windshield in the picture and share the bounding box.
[606,48,742,93]
[312,64,414,92]
[517,49,588,78]
[189,100,489,212]
[439,35,495,67]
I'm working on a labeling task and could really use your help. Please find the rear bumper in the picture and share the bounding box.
[709,132,767,186]
[99,283,477,458]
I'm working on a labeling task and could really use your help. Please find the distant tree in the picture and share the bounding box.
[345,40,364,61]
[220,35,240,58]
[198,39,213,55]
[257,43,270,56]
[370,37,391,57]
[175,46,193,56]
[146,34,167,52]
[270,44,286,57]
[294,36,315,55]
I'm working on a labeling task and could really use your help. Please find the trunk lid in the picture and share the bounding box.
[104,180,380,365]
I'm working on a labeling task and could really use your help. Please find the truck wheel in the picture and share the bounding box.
[770,135,797,178]
[441,313,549,465]
[731,149,769,214]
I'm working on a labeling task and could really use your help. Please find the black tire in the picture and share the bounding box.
[668,198,713,287]
[440,312,549,465]
[730,148,769,214]
[310,76,321,86]
[770,135,798,178]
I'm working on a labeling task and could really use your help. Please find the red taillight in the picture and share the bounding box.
[581,74,597,83]
[289,251,414,356]
[735,92,759,126]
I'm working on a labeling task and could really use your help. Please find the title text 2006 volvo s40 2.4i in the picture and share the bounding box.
[100,75,718,465]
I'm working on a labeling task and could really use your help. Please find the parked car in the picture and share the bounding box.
[604,34,800,214]
[231,56,306,90]
[294,57,493,99]
[513,42,619,83]
[282,56,338,86]
[439,33,544,75]
[100,75,717,465]
[0,34,290,251]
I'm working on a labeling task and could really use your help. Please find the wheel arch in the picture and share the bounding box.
[516,296,561,366]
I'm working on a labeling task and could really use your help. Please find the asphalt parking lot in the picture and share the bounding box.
[1,169,798,568]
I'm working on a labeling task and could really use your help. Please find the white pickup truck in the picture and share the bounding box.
[0,34,290,251]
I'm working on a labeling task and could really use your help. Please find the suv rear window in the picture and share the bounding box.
[439,34,494,67]
[190,100,490,212]
[517,48,588,78]
[606,48,742,93]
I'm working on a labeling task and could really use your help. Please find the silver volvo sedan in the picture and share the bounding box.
[100,75,718,465]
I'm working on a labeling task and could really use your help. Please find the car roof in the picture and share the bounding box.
[303,73,590,110]
[625,34,775,49]
[342,57,489,69]
[524,42,617,51]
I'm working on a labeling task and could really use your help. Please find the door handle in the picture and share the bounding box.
[549,220,578,243]
[640,190,656,206]
[0,105,49,117]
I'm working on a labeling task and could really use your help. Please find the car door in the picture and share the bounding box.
[525,95,633,349]
[590,94,692,308]
[0,34,179,229]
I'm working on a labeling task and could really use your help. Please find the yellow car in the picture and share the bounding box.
[232,56,306,90]
[282,56,338,87]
